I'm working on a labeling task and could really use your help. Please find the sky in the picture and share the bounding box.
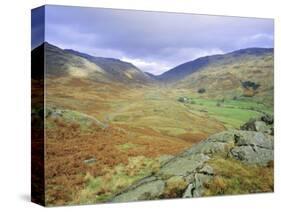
[32,5,274,75]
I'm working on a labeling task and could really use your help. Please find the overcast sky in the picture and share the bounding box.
[32,5,274,75]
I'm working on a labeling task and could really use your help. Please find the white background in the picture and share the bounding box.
[0,0,280,211]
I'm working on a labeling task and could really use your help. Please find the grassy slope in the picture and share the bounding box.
[174,52,274,105]
[42,44,274,205]
[182,97,272,129]
[45,75,273,205]
[204,156,273,196]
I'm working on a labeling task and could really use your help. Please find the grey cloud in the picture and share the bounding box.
[44,5,274,74]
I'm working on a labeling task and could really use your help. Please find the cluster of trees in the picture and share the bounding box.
[198,88,206,93]
[241,80,260,90]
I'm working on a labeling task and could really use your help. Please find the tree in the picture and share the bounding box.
[198,88,206,94]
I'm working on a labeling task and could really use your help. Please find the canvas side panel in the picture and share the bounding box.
[31,6,45,206]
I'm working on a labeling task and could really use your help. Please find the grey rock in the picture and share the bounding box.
[112,179,165,202]
[111,122,274,201]
[230,145,273,166]
[159,154,209,177]
[254,121,270,133]
[193,173,213,197]
[83,157,96,165]
[199,164,214,175]
[184,141,227,156]
[182,184,194,198]
[157,155,174,166]
[178,97,189,103]
[229,131,274,165]
[240,118,257,131]
[206,130,237,143]
[126,176,158,191]
[184,174,195,184]
[234,131,273,150]
[183,172,213,198]
[46,107,63,118]
[261,114,274,125]
[240,114,274,135]
[182,131,237,156]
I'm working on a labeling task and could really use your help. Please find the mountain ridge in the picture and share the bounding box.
[157,47,273,82]
[32,42,273,102]
[32,42,154,84]
[33,42,273,83]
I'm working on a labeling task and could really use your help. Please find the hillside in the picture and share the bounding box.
[64,48,153,84]
[144,72,158,79]
[38,43,274,205]
[158,48,273,82]
[112,115,274,202]
[158,48,274,104]
[32,42,153,84]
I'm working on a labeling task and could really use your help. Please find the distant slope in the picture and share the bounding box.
[64,49,153,84]
[33,42,153,84]
[158,48,274,104]
[157,48,273,83]
[144,72,158,80]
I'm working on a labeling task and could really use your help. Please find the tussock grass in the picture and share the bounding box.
[204,157,274,196]
[162,176,188,198]
[74,156,160,204]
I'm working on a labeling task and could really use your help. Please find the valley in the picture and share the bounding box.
[45,79,272,205]
[32,43,274,205]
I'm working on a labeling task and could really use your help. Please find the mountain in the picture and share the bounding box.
[32,42,153,84]
[158,48,274,103]
[144,72,158,79]
[64,49,153,83]
[32,43,274,103]
[157,48,273,83]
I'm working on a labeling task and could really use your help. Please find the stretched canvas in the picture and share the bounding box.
[31,5,274,206]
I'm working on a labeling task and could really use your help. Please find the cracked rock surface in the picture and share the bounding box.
[111,115,274,202]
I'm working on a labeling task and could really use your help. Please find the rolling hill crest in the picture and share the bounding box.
[157,48,274,102]
[32,43,273,103]
[32,42,154,85]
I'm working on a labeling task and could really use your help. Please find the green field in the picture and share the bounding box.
[180,97,272,129]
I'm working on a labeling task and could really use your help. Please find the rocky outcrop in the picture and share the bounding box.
[230,131,273,165]
[111,115,274,202]
[178,97,189,103]
[112,177,165,202]
[241,114,273,135]
[46,107,108,129]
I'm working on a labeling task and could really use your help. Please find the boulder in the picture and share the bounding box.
[240,118,256,131]
[45,107,63,118]
[229,131,274,165]
[178,97,189,103]
[83,157,96,165]
[230,146,273,166]
[254,121,271,134]
[182,130,237,156]
[240,114,274,135]
[261,114,274,125]
[234,131,273,150]
[182,165,214,198]
[182,183,194,198]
